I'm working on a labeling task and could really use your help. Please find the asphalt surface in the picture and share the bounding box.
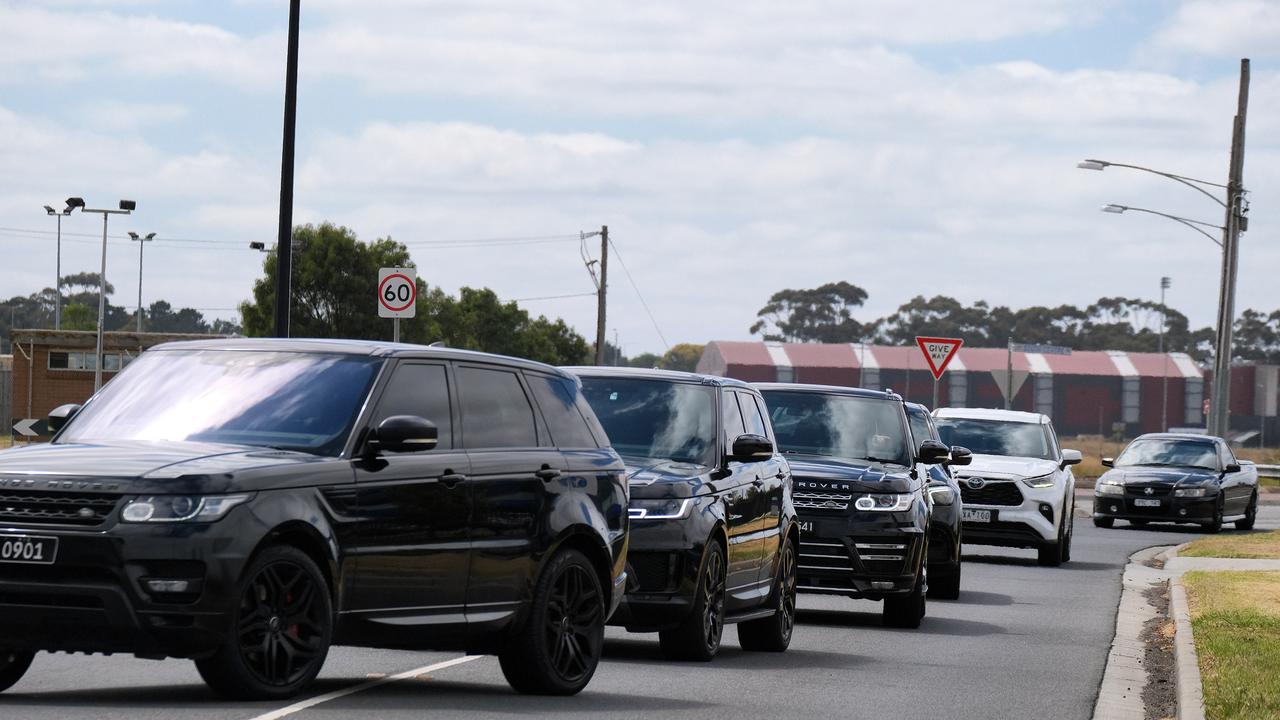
[3,507,1277,720]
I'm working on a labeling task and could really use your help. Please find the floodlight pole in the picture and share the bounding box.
[81,204,134,391]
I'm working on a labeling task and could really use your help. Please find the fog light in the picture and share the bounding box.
[1179,508,1187,516]
[870,581,894,590]
[146,579,191,593]
[1110,505,1119,512]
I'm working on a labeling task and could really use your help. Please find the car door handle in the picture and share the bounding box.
[440,473,467,487]
[535,467,562,481]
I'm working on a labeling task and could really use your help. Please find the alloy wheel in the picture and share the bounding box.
[777,542,797,642]
[702,549,726,652]
[544,564,602,684]
[236,560,327,687]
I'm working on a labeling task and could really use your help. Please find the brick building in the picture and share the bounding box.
[10,329,224,430]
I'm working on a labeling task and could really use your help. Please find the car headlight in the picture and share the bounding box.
[121,494,251,523]
[1173,487,1209,498]
[928,486,956,506]
[854,493,915,512]
[1021,473,1056,489]
[1096,482,1124,496]
[629,498,693,520]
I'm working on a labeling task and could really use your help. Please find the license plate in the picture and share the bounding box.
[1134,498,1161,508]
[0,535,57,564]
[798,521,814,534]
[962,508,992,523]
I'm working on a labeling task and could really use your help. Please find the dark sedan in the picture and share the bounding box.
[1092,433,1259,532]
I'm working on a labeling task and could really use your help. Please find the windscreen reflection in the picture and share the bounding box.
[59,350,382,456]
[762,391,911,466]
[579,377,716,466]
[1114,439,1218,470]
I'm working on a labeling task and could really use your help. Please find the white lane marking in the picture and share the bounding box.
[247,655,483,720]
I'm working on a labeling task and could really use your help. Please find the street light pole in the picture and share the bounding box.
[1159,276,1170,432]
[129,232,155,333]
[43,204,72,329]
[74,200,135,392]
[274,0,301,338]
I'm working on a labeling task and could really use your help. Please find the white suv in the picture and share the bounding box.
[932,409,1082,567]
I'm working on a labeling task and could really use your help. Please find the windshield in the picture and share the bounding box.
[934,417,1056,461]
[1114,438,1219,470]
[59,350,382,456]
[761,390,911,466]
[579,377,716,466]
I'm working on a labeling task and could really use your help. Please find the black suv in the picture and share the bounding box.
[904,402,970,600]
[571,368,798,661]
[755,384,952,629]
[0,339,628,698]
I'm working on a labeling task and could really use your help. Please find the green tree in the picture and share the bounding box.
[749,282,869,342]
[61,303,97,331]
[661,343,704,372]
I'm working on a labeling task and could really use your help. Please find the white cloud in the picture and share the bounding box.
[1149,0,1280,58]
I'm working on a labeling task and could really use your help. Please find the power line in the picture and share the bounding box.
[512,292,597,303]
[608,237,670,352]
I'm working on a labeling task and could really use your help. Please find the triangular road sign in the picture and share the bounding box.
[990,369,1031,404]
[915,336,964,381]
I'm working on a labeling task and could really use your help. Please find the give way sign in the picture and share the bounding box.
[378,268,417,319]
[915,336,964,381]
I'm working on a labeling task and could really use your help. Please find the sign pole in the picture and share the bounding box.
[932,377,939,410]
[393,317,400,343]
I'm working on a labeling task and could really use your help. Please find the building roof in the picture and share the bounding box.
[699,341,1204,379]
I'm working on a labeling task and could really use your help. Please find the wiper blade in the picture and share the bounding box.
[860,456,905,466]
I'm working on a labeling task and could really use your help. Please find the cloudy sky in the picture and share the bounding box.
[1,0,1277,355]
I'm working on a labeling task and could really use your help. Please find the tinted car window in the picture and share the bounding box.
[579,377,716,465]
[373,363,453,449]
[1114,438,1219,470]
[457,366,537,449]
[529,374,598,448]
[59,350,382,456]
[762,390,911,466]
[907,411,934,451]
[749,393,775,443]
[723,390,747,445]
[934,418,1054,460]
[738,392,770,441]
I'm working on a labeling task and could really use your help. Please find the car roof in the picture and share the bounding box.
[564,365,752,390]
[752,382,901,402]
[1131,432,1219,444]
[933,407,1050,425]
[147,337,575,380]
[902,401,931,414]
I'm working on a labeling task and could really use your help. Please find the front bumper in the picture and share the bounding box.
[961,481,1062,549]
[0,512,257,659]
[795,509,927,601]
[610,505,710,631]
[1092,490,1219,523]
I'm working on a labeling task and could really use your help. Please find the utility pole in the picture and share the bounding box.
[583,226,608,365]
[1159,276,1170,432]
[1208,58,1250,439]
[274,0,301,338]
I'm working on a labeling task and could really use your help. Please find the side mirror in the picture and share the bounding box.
[1061,449,1083,468]
[367,415,438,455]
[1224,463,1241,474]
[48,403,82,433]
[1101,457,1115,468]
[916,439,950,465]
[730,434,773,462]
[946,446,973,467]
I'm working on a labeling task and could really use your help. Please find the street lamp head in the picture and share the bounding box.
[1161,276,1172,289]
[118,199,136,212]
[128,231,139,240]
[43,205,55,214]
[1101,204,1127,214]
[65,197,85,209]
[249,241,267,252]
[1077,159,1107,171]
[145,232,155,240]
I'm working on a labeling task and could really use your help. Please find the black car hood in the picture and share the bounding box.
[1101,466,1218,486]
[622,457,717,499]
[0,440,341,493]
[786,455,915,493]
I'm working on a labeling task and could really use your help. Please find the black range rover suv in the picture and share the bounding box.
[571,368,798,661]
[0,339,628,698]
[755,384,952,628]
[904,402,970,600]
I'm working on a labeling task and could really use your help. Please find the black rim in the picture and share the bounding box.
[237,560,327,687]
[778,542,796,641]
[702,549,726,652]
[544,564,601,683]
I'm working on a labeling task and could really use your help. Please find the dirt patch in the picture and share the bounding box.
[1142,583,1176,720]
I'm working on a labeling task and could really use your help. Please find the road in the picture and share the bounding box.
[3,507,1276,720]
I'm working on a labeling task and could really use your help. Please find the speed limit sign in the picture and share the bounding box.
[378,267,417,318]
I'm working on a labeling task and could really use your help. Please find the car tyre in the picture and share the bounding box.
[196,545,332,701]
[659,541,726,661]
[1037,516,1067,567]
[1204,501,1224,534]
[927,561,961,600]
[883,564,926,629]
[738,536,797,652]
[1093,517,1115,529]
[1062,509,1074,563]
[0,649,35,693]
[499,548,604,695]
[1235,492,1258,531]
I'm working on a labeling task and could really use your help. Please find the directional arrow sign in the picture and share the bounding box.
[915,336,964,381]
[12,419,47,437]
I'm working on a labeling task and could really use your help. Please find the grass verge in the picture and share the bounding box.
[1184,570,1280,720]
[1182,530,1280,560]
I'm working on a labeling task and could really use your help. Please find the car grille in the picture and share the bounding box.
[793,491,851,511]
[0,491,120,526]
[798,535,908,580]
[1125,485,1172,497]
[958,480,1023,506]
